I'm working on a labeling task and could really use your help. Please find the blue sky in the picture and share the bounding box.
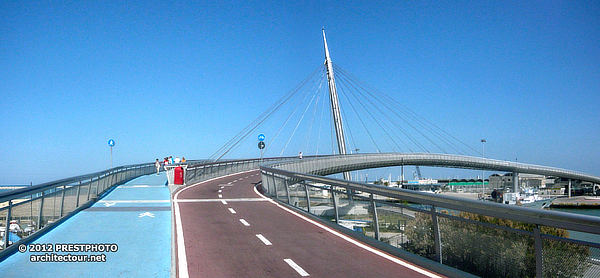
[1,1,599,184]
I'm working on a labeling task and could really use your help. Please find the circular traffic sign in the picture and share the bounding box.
[258,133,265,142]
[108,139,115,147]
[258,141,265,149]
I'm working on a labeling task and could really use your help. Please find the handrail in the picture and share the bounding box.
[0,162,155,259]
[259,154,600,278]
[264,153,600,184]
[0,163,151,203]
[261,165,600,235]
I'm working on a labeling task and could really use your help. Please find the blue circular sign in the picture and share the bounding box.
[108,139,115,147]
[258,133,265,142]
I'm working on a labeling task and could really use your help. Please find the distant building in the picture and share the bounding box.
[519,174,546,188]
[488,173,545,191]
[488,173,515,190]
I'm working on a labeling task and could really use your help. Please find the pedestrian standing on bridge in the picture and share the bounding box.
[155,159,161,175]
[298,151,303,159]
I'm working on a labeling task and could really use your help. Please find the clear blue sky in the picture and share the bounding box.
[1,1,599,184]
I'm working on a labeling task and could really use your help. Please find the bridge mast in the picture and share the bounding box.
[323,28,351,181]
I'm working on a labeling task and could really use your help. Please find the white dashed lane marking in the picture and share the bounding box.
[284,259,310,277]
[256,234,272,246]
[239,219,250,226]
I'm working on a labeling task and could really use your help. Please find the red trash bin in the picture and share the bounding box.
[174,166,184,185]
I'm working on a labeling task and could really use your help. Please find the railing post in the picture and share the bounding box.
[303,181,311,213]
[94,176,100,197]
[75,180,82,208]
[284,179,291,204]
[371,193,380,241]
[37,191,45,230]
[271,173,278,199]
[534,225,543,278]
[3,200,13,249]
[59,184,67,218]
[332,189,339,224]
[111,170,117,190]
[87,177,93,201]
[431,206,442,264]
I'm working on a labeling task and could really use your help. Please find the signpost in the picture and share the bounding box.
[108,139,115,168]
[258,134,266,160]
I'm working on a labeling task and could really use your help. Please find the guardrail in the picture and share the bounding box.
[0,163,155,260]
[183,157,308,185]
[260,156,600,278]
[266,153,600,184]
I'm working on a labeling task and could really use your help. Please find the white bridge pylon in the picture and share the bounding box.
[323,28,351,181]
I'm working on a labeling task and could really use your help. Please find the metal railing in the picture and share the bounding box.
[266,153,600,184]
[0,163,154,260]
[0,156,300,261]
[182,157,303,185]
[260,156,600,278]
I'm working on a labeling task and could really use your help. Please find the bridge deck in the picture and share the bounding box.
[174,170,444,277]
[0,173,171,277]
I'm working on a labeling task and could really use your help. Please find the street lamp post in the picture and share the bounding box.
[481,139,486,198]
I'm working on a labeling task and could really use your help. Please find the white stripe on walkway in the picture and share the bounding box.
[256,234,272,246]
[98,200,170,203]
[284,259,310,277]
[239,219,250,226]
[252,185,443,278]
[172,169,257,278]
[175,198,268,203]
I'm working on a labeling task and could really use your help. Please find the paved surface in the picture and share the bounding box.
[0,173,171,277]
[174,170,445,278]
[551,196,600,207]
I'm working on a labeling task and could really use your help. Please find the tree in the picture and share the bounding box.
[403,211,590,278]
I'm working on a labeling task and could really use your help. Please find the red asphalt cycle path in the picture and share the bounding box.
[173,170,445,278]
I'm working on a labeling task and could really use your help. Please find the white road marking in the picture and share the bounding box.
[118,185,164,189]
[252,186,443,278]
[284,259,310,277]
[175,198,267,203]
[218,194,222,198]
[218,189,222,193]
[256,234,272,246]
[99,200,169,203]
[173,169,257,278]
[228,208,237,214]
[239,219,250,226]
[138,212,155,218]
[221,200,228,205]
[104,202,116,207]
[174,202,189,278]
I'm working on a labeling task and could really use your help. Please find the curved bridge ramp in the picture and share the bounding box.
[173,169,445,277]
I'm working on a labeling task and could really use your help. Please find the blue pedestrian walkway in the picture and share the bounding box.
[0,173,171,277]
